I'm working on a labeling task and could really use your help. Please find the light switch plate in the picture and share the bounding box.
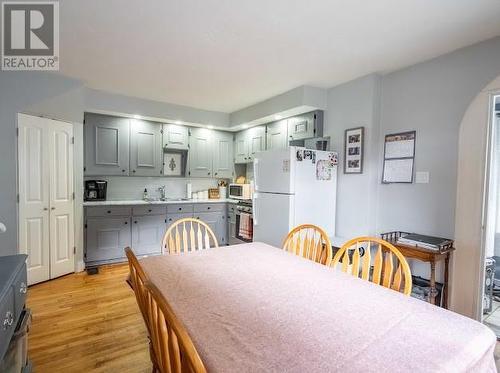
[416,171,429,184]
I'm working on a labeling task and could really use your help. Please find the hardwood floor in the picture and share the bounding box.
[27,264,152,373]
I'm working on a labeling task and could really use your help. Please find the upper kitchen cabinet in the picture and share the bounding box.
[188,127,213,177]
[234,125,266,164]
[234,131,248,164]
[266,120,288,151]
[247,126,266,162]
[130,119,163,176]
[287,110,323,141]
[84,113,130,176]
[162,123,189,150]
[212,131,234,178]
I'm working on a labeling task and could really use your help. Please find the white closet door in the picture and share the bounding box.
[18,114,50,284]
[18,114,75,285]
[48,120,75,278]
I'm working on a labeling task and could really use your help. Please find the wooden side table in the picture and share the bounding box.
[381,232,455,309]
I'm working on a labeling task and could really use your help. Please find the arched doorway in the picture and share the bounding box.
[453,75,500,320]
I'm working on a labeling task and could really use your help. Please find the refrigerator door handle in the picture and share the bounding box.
[253,158,259,191]
[253,193,258,226]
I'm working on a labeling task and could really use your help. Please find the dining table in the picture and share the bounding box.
[139,242,496,373]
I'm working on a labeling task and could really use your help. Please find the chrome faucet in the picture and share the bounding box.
[158,185,166,201]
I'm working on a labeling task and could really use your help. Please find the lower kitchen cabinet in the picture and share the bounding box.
[85,217,131,264]
[194,211,226,245]
[85,202,229,266]
[131,215,166,256]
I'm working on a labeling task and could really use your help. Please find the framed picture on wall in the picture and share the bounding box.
[381,130,416,183]
[344,127,364,174]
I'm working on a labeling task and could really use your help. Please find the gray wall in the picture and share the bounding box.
[376,36,500,238]
[324,36,500,281]
[324,74,381,239]
[0,71,85,256]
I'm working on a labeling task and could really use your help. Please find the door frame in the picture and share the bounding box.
[16,112,84,278]
[475,92,500,321]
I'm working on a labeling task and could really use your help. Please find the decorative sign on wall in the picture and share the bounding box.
[382,130,416,183]
[163,152,183,176]
[344,127,364,174]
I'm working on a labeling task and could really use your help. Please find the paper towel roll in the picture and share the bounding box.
[0,222,6,233]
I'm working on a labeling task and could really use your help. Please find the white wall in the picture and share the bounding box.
[88,176,218,200]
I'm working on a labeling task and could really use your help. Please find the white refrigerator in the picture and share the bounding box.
[253,147,338,247]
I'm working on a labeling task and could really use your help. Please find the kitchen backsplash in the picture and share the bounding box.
[85,176,220,200]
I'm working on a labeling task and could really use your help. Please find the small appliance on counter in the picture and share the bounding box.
[84,180,107,201]
[229,183,252,200]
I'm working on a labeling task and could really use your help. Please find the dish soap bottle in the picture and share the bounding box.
[143,188,149,201]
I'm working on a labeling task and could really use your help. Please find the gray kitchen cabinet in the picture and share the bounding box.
[247,126,266,162]
[162,123,189,150]
[84,113,130,176]
[166,212,193,229]
[85,217,131,264]
[188,128,213,177]
[234,131,248,164]
[212,131,234,178]
[130,119,163,176]
[266,119,288,150]
[131,215,166,256]
[287,110,323,141]
[194,211,226,245]
[234,125,266,164]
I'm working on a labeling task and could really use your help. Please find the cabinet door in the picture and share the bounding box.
[213,131,234,178]
[131,215,166,256]
[234,132,248,164]
[163,124,189,150]
[194,212,226,245]
[247,126,266,162]
[166,212,193,229]
[188,128,213,177]
[266,120,288,150]
[85,217,131,263]
[287,112,317,141]
[84,113,130,176]
[130,119,163,176]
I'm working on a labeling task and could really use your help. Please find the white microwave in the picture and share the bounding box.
[229,184,252,200]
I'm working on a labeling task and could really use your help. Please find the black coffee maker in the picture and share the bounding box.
[84,180,107,201]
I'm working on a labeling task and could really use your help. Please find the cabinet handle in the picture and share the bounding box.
[107,210,111,214]
[43,207,48,211]
[122,169,126,173]
[178,207,182,211]
[124,221,128,225]
[132,170,136,173]
[3,311,13,330]
[215,172,218,176]
[208,172,210,175]
[207,207,211,210]
[19,282,27,294]
[51,207,55,210]
[134,221,138,224]
[148,209,152,212]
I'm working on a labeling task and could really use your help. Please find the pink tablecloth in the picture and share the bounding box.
[140,243,496,373]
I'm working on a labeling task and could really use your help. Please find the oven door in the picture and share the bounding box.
[235,213,253,243]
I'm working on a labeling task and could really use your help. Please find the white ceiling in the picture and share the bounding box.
[60,0,500,113]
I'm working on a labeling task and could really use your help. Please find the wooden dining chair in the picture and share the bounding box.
[331,237,412,295]
[144,280,207,373]
[125,247,160,372]
[282,224,333,266]
[161,218,219,254]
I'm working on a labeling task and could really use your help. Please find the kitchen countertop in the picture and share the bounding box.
[83,198,238,207]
